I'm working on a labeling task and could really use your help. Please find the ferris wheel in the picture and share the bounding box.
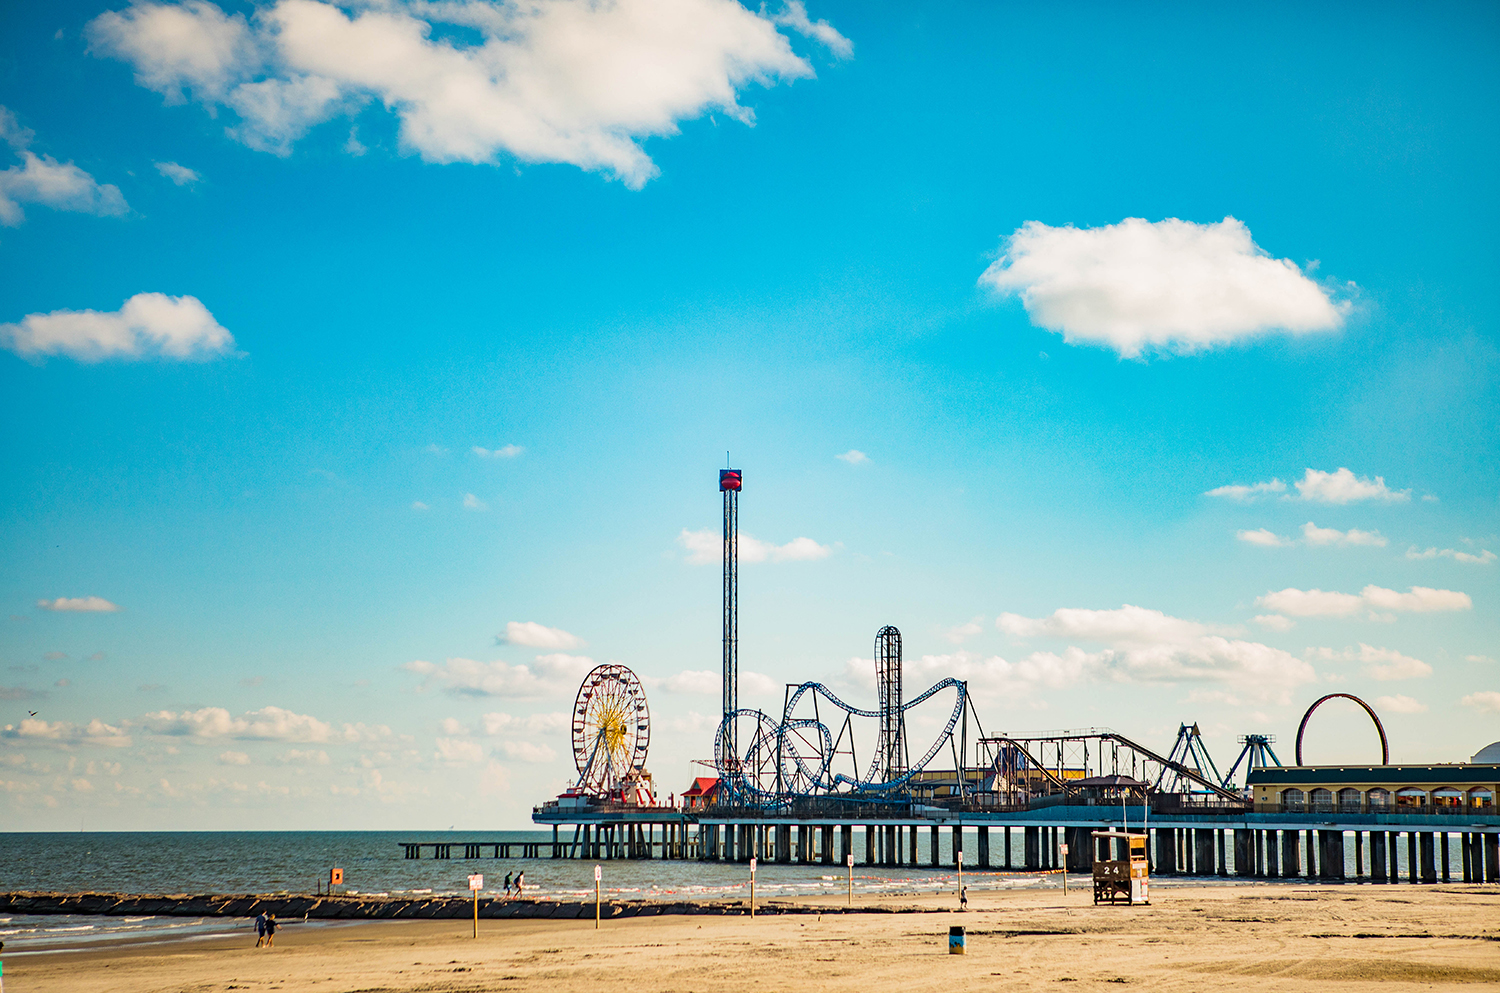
[571,663,651,797]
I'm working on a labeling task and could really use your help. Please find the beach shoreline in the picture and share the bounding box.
[6,883,1497,992]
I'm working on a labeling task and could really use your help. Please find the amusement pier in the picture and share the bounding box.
[510,468,1500,884]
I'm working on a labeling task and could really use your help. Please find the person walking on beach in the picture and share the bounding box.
[254,911,267,947]
[514,871,525,898]
[263,913,278,949]
[503,871,513,898]
[960,886,968,911]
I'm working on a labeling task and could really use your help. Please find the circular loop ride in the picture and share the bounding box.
[714,677,968,806]
[1295,692,1388,765]
[572,663,651,798]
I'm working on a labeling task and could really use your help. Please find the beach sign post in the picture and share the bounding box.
[957,849,963,909]
[1060,843,1069,894]
[846,853,854,906]
[594,865,602,929]
[468,874,483,939]
[749,857,757,918]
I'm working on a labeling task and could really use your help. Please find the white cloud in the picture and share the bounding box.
[435,737,484,764]
[978,217,1348,358]
[1,717,132,747]
[278,748,329,764]
[771,1,851,57]
[0,107,129,226]
[410,501,429,510]
[2,293,235,363]
[1306,644,1432,681]
[1207,468,1409,505]
[1301,522,1387,547]
[154,160,201,185]
[1373,694,1426,714]
[137,705,333,741]
[500,621,584,650]
[1253,614,1295,632]
[677,527,831,564]
[1407,546,1496,565]
[835,449,868,464]
[497,740,555,763]
[36,596,120,613]
[1467,655,1495,664]
[996,604,1314,702]
[1237,528,1290,547]
[942,617,985,644]
[1294,467,1409,504]
[218,749,251,765]
[1460,691,1500,715]
[89,0,827,188]
[1206,479,1286,500]
[403,652,594,698]
[462,493,487,510]
[473,444,524,459]
[1258,585,1471,619]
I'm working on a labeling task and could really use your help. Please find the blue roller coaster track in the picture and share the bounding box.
[713,677,972,807]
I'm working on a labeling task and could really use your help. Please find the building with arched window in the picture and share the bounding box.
[1250,764,1499,814]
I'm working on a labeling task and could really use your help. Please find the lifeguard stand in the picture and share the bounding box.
[1091,830,1149,906]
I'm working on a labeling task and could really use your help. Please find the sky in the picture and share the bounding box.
[1,0,1497,831]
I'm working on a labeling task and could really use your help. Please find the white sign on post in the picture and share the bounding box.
[468,874,483,891]
[749,857,757,873]
[846,854,854,867]
[1061,844,1070,856]
[594,865,602,882]
[957,850,964,865]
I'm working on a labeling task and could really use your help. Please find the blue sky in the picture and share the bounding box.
[1,0,1496,830]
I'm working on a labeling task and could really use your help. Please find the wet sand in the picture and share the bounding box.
[9,883,1499,992]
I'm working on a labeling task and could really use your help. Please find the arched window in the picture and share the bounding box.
[1396,788,1426,809]
[1432,788,1462,808]
[1469,787,1494,810]
[1338,787,1362,811]
[1282,788,1305,809]
[1367,788,1392,809]
[1310,788,1333,809]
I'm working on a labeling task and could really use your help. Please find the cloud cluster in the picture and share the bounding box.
[1208,468,1407,504]
[1257,585,1471,619]
[89,0,841,187]
[677,527,831,564]
[1462,691,1500,715]
[0,106,128,227]
[2,717,132,747]
[154,160,201,185]
[2,293,235,363]
[1407,545,1495,565]
[404,652,595,697]
[137,705,334,741]
[994,604,1316,701]
[499,621,584,650]
[1237,522,1386,548]
[1306,644,1432,681]
[978,217,1347,358]
[473,444,523,459]
[37,596,120,612]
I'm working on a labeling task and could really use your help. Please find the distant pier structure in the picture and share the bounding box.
[512,474,1500,884]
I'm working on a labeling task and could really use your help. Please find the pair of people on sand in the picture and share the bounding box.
[253,911,278,948]
[502,870,526,898]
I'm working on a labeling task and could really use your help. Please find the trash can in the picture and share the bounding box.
[949,925,966,955]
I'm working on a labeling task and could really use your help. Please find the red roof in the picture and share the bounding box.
[682,777,719,796]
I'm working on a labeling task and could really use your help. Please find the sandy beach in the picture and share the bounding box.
[8,883,1498,992]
